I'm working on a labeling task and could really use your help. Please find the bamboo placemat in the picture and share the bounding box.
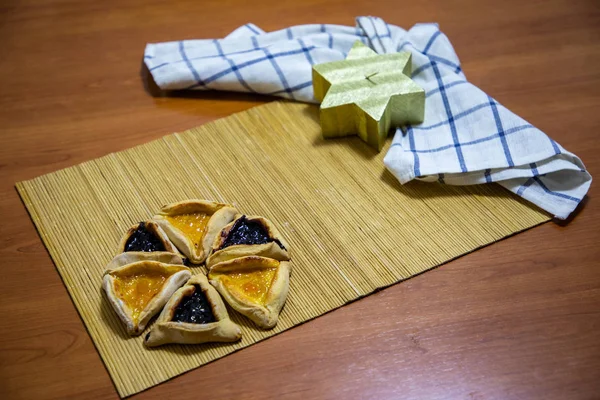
[16,101,549,397]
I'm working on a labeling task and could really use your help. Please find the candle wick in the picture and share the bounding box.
[365,72,378,83]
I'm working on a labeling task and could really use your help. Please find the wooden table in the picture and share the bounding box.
[1,1,599,398]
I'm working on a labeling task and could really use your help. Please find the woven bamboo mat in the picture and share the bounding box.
[16,101,549,397]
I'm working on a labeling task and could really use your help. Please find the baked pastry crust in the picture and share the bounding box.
[153,199,238,264]
[144,274,242,347]
[106,251,185,272]
[116,221,179,255]
[103,258,191,336]
[206,215,290,269]
[208,256,291,329]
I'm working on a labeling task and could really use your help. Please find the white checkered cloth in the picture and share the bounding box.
[145,16,591,219]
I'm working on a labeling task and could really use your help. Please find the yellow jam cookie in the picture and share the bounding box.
[113,270,172,322]
[209,256,291,329]
[153,200,238,264]
[103,259,191,336]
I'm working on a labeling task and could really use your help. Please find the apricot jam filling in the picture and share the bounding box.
[219,267,277,305]
[112,266,184,322]
[166,213,210,249]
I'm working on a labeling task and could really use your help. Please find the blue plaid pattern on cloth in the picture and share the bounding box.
[145,16,592,220]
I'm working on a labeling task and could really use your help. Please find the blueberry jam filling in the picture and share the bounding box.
[171,285,215,324]
[219,216,285,250]
[124,222,166,252]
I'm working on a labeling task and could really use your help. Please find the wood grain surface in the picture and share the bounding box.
[0,0,599,399]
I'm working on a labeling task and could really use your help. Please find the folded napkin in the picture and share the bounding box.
[145,16,591,219]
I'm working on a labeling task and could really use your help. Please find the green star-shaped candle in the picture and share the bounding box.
[312,41,425,151]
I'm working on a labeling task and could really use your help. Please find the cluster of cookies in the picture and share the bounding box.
[102,199,291,348]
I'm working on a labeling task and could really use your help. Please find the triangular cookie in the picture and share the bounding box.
[208,256,291,329]
[153,199,238,264]
[144,274,242,347]
[207,215,290,269]
[117,221,179,254]
[103,257,191,336]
